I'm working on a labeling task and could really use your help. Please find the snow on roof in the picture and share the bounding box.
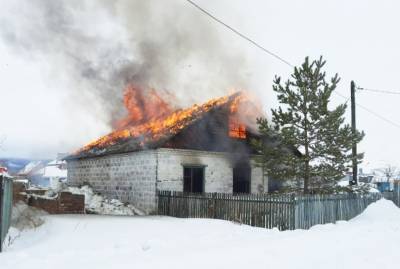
[371,177,397,183]
[18,158,67,179]
[18,161,46,175]
[0,171,12,178]
[13,178,29,184]
[338,180,349,187]
[37,159,67,178]
[42,164,67,178]
[337,180,380,193]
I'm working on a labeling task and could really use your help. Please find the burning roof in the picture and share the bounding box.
[67,89,260,160]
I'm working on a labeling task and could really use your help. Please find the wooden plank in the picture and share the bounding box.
[156,191,388,231]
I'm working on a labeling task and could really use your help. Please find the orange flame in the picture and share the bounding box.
[77,87,260,155]
[115,84,174,129]
[229,117,247,139]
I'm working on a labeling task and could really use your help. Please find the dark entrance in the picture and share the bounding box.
[183,166,205,193]
[233,163,251,193]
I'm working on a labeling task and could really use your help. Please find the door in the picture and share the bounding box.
[233,163,251,193]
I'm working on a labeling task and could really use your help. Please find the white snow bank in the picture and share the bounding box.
[2,202,47,251]
[351,198,400,223]
[1,199,399,269]
[68,185,144,216]
[11,202,47,230]
[2,227,20,251]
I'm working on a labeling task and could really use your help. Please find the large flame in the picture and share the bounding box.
[114,85,174,129]
[77,86,260,155]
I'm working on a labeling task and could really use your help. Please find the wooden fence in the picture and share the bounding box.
[158,191,295,230]
[0,175,13,252]
[382,191,400,208]
[294,193,382,229]
[158,191,386,230]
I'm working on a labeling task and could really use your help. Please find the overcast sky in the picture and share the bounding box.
[1,0,399,170]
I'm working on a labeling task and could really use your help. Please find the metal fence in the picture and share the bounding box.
[158,191,387,230]
[0,175,13,252]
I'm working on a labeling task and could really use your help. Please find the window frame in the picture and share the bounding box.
[182,164,206,193]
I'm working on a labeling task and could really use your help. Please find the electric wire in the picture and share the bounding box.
[334,91,400,129]
[185,0,400,130]
[185,0,294,67]
[358,87,400,95]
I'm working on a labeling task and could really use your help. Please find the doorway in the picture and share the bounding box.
[233,163,251,193]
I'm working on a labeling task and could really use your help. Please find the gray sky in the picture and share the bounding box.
[1,0,399,170]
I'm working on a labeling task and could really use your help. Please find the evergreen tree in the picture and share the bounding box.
[253,57,364,193]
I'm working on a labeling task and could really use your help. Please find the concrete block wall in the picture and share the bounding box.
[250,160,268,193]
[156,148,234,193]
[156,148,267,194]
[67,150,158,213]
[67,148,268,214]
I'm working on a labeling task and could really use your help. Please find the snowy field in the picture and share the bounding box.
[1,199,399,269]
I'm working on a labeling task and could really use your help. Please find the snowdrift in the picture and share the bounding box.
[1,199,399,269]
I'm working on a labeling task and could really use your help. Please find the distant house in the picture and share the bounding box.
[40,159,68,189]
[18,154,68,188]
[358,174,374,183]
[0,166,9,176]
[18,161,47,185]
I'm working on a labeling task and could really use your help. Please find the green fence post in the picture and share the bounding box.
[0,175,3,253]
[0,175,13,253]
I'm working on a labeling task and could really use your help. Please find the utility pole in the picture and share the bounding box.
[351,81,358,185]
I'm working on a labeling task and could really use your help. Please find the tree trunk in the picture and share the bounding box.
[304,159,309,194]
[303,87,310,194]
[304,112,310,194]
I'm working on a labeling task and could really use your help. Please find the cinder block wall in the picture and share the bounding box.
[156,148,267,194]
[67,150,158,213]
[156,148,233,192]
[251,159,268,193]
[67,148,267,214]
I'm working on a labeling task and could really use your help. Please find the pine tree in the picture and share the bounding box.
[253,57,364,193]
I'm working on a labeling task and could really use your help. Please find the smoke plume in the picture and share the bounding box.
[0,0,250,127]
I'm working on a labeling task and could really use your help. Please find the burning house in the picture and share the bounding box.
[65,89,267,214]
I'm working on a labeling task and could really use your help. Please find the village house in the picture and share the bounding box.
[16,154,68,188]
[65,93,270,214]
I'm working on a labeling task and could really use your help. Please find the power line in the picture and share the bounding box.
[334,91,400,129]
[185,0,294,67]
[358,87,400,95]
[185,0,400,130]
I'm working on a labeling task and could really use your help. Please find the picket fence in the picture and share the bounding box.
[158,191,390,230]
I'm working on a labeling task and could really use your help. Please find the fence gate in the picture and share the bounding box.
[0,175,13,252]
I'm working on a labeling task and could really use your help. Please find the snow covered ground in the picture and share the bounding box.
[1,199,399,269]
